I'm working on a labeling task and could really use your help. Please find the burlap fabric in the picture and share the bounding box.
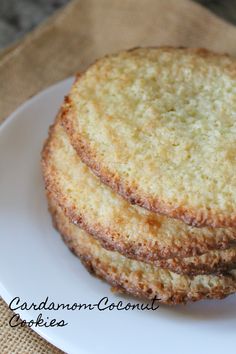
[0,0,236,352]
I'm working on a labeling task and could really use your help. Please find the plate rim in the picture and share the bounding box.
[0,77,82,354]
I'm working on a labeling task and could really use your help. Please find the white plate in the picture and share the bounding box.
[0,78,236,354]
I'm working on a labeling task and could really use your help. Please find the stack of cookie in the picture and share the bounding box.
[42,47,236,304]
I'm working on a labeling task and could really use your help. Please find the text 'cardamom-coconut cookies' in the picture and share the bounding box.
[62,47,236,228]
[48,195,236,305]
[41,119,236,275]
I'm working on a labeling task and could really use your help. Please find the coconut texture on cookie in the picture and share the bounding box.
[62,47,236,228]
[48,195,236,305]
[42,118,236,273]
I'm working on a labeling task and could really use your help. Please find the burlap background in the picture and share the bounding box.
[0,0,236,352]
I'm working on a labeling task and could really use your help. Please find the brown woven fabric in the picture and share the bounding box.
[1,0,236,352]
[1,0,236,124]
[0,300,63,353]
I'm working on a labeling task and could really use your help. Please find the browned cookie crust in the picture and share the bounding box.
[61,47,236,228]
[45,190,236,276]
[42,118,236,271]
[48,195,236,305]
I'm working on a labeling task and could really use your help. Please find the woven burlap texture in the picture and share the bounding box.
[1,0,236,352]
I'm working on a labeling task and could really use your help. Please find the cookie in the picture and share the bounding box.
[42,119,236,274]
[62,47,236,227]
[48,195,236,305]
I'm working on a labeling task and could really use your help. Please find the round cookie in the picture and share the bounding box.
[47,192,236,276]
[42,119,236,273]
[62,47,236,227]
[49,195,236,305]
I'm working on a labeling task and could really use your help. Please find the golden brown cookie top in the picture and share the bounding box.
[41,119,236,262]
[62,47,236,227]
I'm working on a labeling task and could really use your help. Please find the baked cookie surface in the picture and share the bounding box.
[62,47,236,227]
[42,119,236,273]
[48,195,236,305]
